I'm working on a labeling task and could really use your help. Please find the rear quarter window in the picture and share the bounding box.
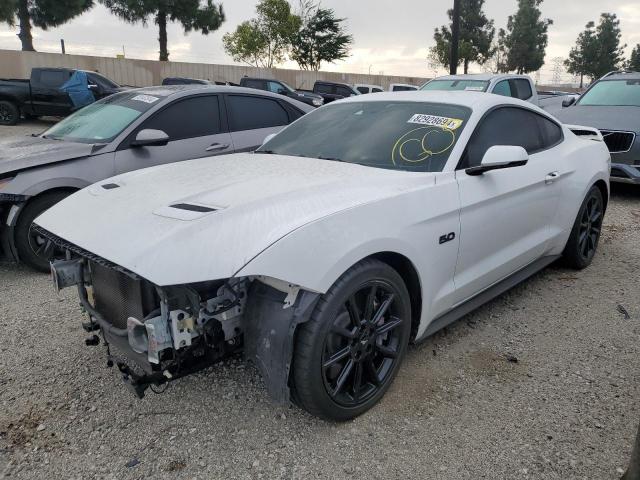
[38,70,71,88]
[513,79,533,100]
[227,95,289,131]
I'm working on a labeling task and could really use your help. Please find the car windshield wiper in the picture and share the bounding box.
[255,150,275,154]
[317,156,346,162]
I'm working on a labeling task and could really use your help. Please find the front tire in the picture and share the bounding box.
[15,191,71,272]
[291,259,412,421]
[0,100,20,126]
[562,186,604,269]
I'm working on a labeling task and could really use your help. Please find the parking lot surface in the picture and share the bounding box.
[1,122,639,479]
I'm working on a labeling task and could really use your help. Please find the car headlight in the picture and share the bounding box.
[312,98,323,106]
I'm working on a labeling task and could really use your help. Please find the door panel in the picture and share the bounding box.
[114,132,233,174]
[454,154,560,303]
[453,107,563,304]
[31,69,73,116]
[114,94,232,174]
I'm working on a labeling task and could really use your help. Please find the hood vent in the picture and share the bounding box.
[101,183,120,190]
[169,203,217,213]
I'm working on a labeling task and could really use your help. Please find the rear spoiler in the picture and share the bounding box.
[565,125,603,142]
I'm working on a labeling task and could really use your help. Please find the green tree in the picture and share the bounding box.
[501,0,552,74]
[430,0,495,74]
[290,4,352,71]
[564,13,626,84]
[591,13,626,78]
[223,0,300,68]
[101,0,225,61]
[630,44,640,71]
[0,0,94,52]
[564,21,597,87]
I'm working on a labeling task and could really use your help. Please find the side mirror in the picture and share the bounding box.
[562,96,576,107]
[262,133,277,146]
[277,88,287,95]
[466,146,529,176]
[131,129,169,147]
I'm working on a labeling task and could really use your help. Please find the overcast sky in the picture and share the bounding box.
[1,0,639,83]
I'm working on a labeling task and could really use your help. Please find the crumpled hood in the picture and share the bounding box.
[35,153,432,286]
[555,105,640,133]
[0,135,97,175]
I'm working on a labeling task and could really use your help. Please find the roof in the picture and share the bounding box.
[601,71,640,81]
[336,89,541,112]
[430,73,529,82]
[105,85,314,111]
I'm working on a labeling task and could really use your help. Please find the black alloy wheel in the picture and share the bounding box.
[577,194,603,260]
[322,282,404,407]
[563,185,604,269]
[292,259,411,421]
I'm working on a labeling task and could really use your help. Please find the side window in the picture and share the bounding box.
[226,95,289,131]
[513,79,533,100]
[243,79,265,90]
[372,88,383,93]
[492,80,512,97]
[267,81,283,93]
[336,86,353,97]
[356,86,369,94]
[537,116,563,148]
[315,83,332,94]
[140,95,221,141]
[39,70,71,88]
[461,107,543,168]
[281,101,305,122]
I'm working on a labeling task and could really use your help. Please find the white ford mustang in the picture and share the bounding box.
[35,91,610,420]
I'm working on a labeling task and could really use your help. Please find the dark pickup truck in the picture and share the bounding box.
[239,77,324,107]
[304,81,360,103]
[0,67,124,125]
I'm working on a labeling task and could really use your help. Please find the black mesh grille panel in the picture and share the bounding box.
[90,262,156,329]
[600,130,635,153]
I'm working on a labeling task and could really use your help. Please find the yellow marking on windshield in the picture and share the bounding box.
[391,126,456,165]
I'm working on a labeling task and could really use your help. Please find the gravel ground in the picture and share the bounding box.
[1,123,640,479]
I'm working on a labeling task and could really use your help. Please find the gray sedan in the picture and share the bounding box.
[0,85,313,271]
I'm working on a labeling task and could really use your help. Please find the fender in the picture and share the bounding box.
[22,177,90,197]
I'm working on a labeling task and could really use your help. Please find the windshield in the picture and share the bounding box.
[577,79,640,107]
[280,81,296,92]
[421,79,489,92]
[258,101,471,172]
[42,91,162,143]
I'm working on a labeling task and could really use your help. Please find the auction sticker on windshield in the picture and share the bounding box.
[407,114,463,130]
[131,94,160,104]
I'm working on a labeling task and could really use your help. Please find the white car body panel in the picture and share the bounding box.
[35,91,610,339]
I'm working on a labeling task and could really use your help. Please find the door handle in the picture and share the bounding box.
[545,171,560,184]
[206,143,230,152]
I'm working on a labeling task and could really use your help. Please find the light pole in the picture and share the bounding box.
[450,0,461,75]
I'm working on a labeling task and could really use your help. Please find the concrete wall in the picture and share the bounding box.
[0,49,430,90]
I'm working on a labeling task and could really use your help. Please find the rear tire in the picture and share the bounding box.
[0,100,20,126]
[15,191,71,272]
[291,259,411,421]
[562,186,604,269]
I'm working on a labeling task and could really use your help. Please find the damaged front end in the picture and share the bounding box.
[43,227,319,403]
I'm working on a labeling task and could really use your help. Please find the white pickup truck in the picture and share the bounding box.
[420,73,539,103]
[420,73,573,114]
